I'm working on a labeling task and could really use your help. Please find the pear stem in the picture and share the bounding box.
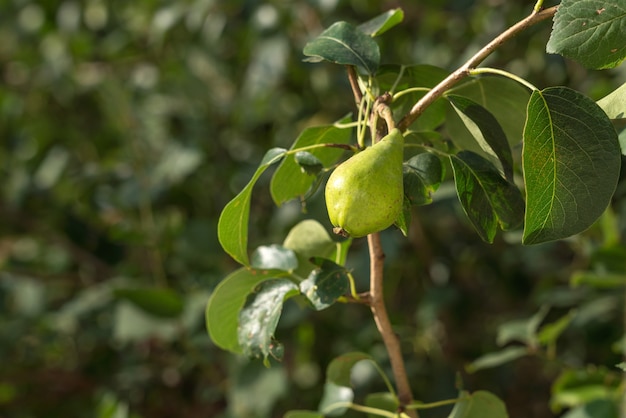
[368,232,418,417]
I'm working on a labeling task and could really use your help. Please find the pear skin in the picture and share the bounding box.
[325,129,404,237]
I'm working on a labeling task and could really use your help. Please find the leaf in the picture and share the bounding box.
[206,268,286,353]
[271,120,352,206]
[450,151,525,243]
[299,257,349,310]
[364,393,398,418]
[284,411,324,418]
[538,310,576,345]
[522,87,621,244]
[447,391,509,418]
[283,220,337,277]
[318,382,354,417]
[597,82,626,119]
[303,22,380,74]
[497,305,549,347]
[546,0,626,69]
[294,151,324,175]
[357,8,404,37]
[447,76,531,147]
[238,279,299,362]
[327,352,374,386]
[551,367,621,410]
[250,245,299,271]
[466,347,529,373]
[561,400,619,418]
[447,94,514,181]
[570,272,626,288]
[218,148,286,265]
[113,287,184,318]
[403,152,444,206]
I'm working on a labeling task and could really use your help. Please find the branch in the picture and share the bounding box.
[346,65,363,106]
[397,5,558,131]
[368,232,418,418]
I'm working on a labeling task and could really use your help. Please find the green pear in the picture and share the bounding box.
[325,128,404,237]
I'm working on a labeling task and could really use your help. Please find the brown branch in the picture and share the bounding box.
[368,232,418,417]
[397,5,558,131]
[346,65,363,106]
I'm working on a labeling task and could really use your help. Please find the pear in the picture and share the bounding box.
[325,129,404,237]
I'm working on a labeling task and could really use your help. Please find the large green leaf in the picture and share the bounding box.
[218,148,286,265]
[238,279,299,362]
[447,391,509,418]
[299,257,349,310]
[206,268,287,353]
[283,220,337,277]
[597,82,626,119]
[113,287,184,318]
[547,0,626,69]
[271,121,352,206]
[450,151,525,243]
[447,94,513,181]
[522,87,621,244]
[303,22,380,74]
[357,8,404,37]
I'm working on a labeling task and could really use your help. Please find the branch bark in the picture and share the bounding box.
[368,232,418,418]
[397,5,558,131]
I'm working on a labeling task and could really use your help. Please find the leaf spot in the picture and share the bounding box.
[596,8,605,14]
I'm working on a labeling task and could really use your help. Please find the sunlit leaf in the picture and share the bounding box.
[303,22,380,74]
[358,8,404,37]
[522,87,620,244]
[450,151,524,243]
[547,0,626,69]
[597,82,626,119]
[447,94,513,180]
[238,279,299,362]
[251,245,299,271]
[283,220,337,277]
[271,120,352,206]
[206,268,288,353]
[318,382,354,417]
[218,148,286,265]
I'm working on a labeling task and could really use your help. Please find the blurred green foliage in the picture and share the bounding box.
[0,0,624,417]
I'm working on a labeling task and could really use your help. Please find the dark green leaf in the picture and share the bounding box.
[364,392,398,418]
[251,245,298,271]
[447,391,509,418]
[447,94,513,181]
[597,82,626,120]
[450,151,525,243]
[271,120,352,206]
[394,196,411,236]
[206,268,287,353]
[299,258,349,310]
[238,279,299,361]
[497,305,549,347]
[303,22,380,74]
[547,0,626,69]
[522,87,620,244]
[466,347,529,373]
[294,151,324,175]
[562,400,619,418]
[113,287,184,318]
[447,76,531,148]
[403,152,444,206]
[218,148,286,265]
[318,382,354,417]
[357,8,404,37]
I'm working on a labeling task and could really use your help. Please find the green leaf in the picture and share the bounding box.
[522,87,621,244]
[218,148,286,265]
[318,382,354,417]
[538,310,576,345]
[497,305,549,347]
[562,400,619,418]
[113,287,184,318]
[250,245,299,271]
[394,196,411,237]
[283,220,337,277]
[364,393,398,418]
[299,257,349,310]
[284,411,324,418]
[303,22,380,74]
[403,152,444,206]
[551,367,621,410]
[206,268,286,353]
[294,151,324,175]
[570,272,626,288]
[447,391,509,418]
[271,121,352,206]
[238,279,299,362]
[597,82,626,120]
[357,8,404,37]
[466,347,529,373]
[450,151,525,243]
[546,0,626,69]
[447,94,514,181]
[327,352,374,386]
[447,76,531,148]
